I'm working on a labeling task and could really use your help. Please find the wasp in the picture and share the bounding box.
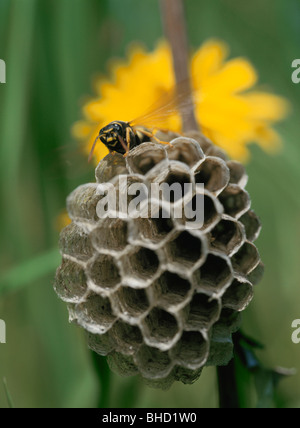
[88,81,201,162]
[88,121,157,162]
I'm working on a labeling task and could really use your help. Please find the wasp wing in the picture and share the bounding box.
[130,79,201,130]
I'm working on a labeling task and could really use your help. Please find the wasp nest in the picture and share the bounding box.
[54,132,263,389]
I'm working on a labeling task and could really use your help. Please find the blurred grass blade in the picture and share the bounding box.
[3,378,15,408]
[0,0,37,257]
[254,367,296,409]
[91,352,111,408]
[0,248,61,296]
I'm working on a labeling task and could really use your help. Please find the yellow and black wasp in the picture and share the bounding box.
[88,81,201,162]
[88,121,155,162]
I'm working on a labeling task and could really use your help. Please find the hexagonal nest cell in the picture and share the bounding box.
[209,217,244,255]
[150,271,192,309]
[164,231,204,269]
[218,185,250,218]
[171,331,209,369]
[165,137,204,167]
[87,253,121,291]
[71,293,116,334]
[185,292,220,331]
[194,253,233,294]
[54,131,263,388]
[142,307,179,349]
[110,321,143,355]
[112,286,150,321]
[126,143,167,175]
[122,246,160,283]
[194,157,230,194]
[161,164,193,204]
[92,218,128,252]
[130,206,174,246]
[55,258,87,303]
[200,193,223,231]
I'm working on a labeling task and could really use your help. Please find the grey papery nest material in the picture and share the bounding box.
[54,131,263,389]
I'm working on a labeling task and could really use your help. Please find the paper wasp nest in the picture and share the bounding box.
[54,132,263,389]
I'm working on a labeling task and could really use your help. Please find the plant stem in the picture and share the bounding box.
[91,351,111,408]
[160,0,240,409]
[217,358,240,408]
[159,0,199,132]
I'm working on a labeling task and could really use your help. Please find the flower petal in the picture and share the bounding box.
[243,92,290,121]
[191,40,228,87]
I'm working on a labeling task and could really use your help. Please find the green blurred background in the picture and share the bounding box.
[0,0,300,408]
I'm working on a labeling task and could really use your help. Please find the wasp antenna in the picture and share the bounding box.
[88,135,100,163]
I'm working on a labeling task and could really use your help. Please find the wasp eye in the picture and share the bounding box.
[113,123,122,133]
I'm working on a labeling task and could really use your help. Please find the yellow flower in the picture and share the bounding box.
[73,39,288,163]
[55,210,71,231]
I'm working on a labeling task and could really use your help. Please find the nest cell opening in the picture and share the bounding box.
[95,153,128,184]
[222,278,253,311]
[239,210,261,242]
[199,193,222,231]
[172,331,208,368]
[247,262,264,285]
[165,231,203,268]
[126,247,160,281]
[231,242,260,275]
[227,160,248,187]
[88,254,121,290]
[107,352,138,377]
[194,157,229,194]
[132,208,174,245]
[54,259,88,303]
[219,185,250,218]
[127,143,167,175]
[135,345,172,379]
[163,167,192,203]
[114,286,150,319]
[166,137,204,167]
[151,271,192,308]
[67,183,101,222]
[75,294,116,333]
[185,292,220,330]
[87,331,114,356]
[196,253,232,293]
[210,218,244,255]
[92,218,128,252]
[143,307,179,347]
[111,321,143,354]
[59,222,94,262]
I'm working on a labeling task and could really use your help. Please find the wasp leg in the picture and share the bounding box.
[117,134,129,155]
[125,126,132,157]
[120,127,133,158]
[136,128,173,147]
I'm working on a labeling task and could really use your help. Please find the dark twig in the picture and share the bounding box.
[159,0,199,132]
[217,359,240,408]
[160,0,241,409]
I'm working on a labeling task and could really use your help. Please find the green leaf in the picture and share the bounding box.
[3,378,15,408]
[0,248,61,296]
[234,332,296,408]
[0,0,37,257]
[254,367,296,409]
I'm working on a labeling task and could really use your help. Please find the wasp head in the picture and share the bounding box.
[98,121,127,150]
[88,120,136,162]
